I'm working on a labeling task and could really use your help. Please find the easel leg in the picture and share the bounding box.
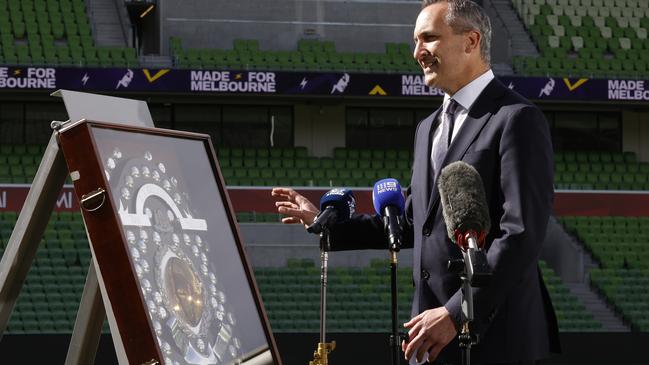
[65,259,105,365]
[0,133,68,337]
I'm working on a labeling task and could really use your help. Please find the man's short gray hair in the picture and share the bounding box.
[421,0,492,65]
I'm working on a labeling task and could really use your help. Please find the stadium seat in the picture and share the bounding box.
[0,0,138,68]
[512,0,649,78]
[169,37,416,74]
[250,259,598,333]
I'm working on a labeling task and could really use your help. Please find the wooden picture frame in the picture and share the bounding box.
[56,119,281,365]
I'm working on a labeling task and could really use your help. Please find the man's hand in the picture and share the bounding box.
[402,306,457,363]
[271,187,319,228]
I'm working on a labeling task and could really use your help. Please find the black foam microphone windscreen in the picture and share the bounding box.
[438,161,491,240]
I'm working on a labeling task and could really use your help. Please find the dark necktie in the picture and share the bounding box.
[432,98,459,178]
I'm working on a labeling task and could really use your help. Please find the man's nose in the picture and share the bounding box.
[413,41,421,60]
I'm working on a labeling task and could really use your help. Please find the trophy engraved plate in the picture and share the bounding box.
[57,120,280,365]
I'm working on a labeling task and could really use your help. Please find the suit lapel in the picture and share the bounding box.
[415,109,441,205]
[425,79,506,218]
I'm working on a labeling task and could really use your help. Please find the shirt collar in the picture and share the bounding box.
[443,69,495,111]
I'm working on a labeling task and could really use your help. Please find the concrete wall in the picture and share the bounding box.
[159,0,511,66]
[483,0,511,65]
[160,0,420,54]
[294,102,346,157]
[540,217,585,283]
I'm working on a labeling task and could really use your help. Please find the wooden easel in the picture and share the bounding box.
[0,90,155,364]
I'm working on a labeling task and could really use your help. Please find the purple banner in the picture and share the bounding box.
[0,65,647,102]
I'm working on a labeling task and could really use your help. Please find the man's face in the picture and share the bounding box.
[413,3,472,93]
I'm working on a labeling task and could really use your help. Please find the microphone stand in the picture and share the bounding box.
[448,232,490,365]
[388,247,401,365]
[382,210,404,365]
[309,228,335,365]
[457,250,475,365]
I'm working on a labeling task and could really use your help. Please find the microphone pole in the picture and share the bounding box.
[382,208,402,365]
[373,178,405,365]
[448,230,490,365]
[389,237,400,365]
[448,231,480,365]
[309,188,355,365]
[309,227,336,365]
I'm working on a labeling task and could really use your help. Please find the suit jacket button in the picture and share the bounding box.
[422,227,431,236]
[488,309,497,322]
[421,269,430,280]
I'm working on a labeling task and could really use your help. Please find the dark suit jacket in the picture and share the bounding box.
[329,78,560,363]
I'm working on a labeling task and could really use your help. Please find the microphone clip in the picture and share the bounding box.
[451,229,491,287]
[453,229,486,251]
[307,206,338,235]
[381,207,403,253]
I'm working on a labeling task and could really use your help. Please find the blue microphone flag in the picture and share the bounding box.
[372,178,405,216]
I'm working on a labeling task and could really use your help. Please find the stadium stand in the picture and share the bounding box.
[0,0,137,67]
[0,212,603,334]
[151,146,636,190]
[3,144,648,191]
[554,151,649,190]
[256,258,414,333]
[200,147,649,190]
[590,269,649,332]
[559,215,649,331]
[4,0,645,77]
[0,0,644,339]
[540,260,602,331]
[178,147,649,190]
[217,146,412,188]
[560,215,649,270]
[0,211,94,333]
[0,144,44,183]
[247,259,601,332]
[170,37,420,74]
[511,0,649,77]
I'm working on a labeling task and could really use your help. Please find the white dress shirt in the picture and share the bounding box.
[430,69,495,169]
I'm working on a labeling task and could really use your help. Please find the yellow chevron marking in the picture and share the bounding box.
[563,78,588,92]
[369,85,387,96]
[142,69,170,83]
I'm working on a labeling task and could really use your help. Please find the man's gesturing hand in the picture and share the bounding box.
[271,187,319,228]
[402,306,457,363]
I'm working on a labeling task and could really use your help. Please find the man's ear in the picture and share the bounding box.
[465,30,481,55]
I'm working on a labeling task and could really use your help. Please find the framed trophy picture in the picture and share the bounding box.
[56,120,281,365]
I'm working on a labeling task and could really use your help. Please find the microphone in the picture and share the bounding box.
[438,161,491,286]
[372,178,405,252]
[306,188,356,234]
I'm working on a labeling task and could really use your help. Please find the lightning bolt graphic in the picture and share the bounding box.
[81,73,89,85]
[300,77,308,89]
[508,82,514,89]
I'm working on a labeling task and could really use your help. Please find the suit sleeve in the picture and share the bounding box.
[444,105,554,335]
[326,117,425,252]
[330,188,413,251]
[327,187,415,251]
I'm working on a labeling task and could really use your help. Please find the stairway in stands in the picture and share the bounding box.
[558,215,649,332]
[87,0,128,47]
[490,0,540,57]
[566,282,629,332]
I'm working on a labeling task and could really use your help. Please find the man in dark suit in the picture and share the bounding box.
[272,0,559,364]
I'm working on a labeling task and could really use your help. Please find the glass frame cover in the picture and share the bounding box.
[57,120,280,365]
